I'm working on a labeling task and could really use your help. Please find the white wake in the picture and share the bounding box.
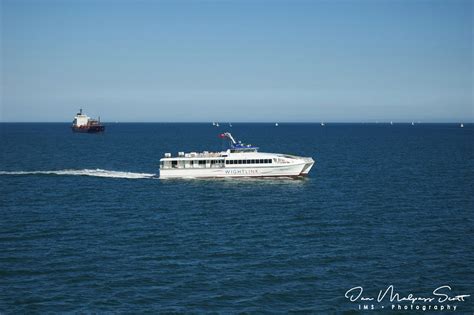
[0,169,156,179]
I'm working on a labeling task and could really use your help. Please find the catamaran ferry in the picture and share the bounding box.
[159,133,314,179]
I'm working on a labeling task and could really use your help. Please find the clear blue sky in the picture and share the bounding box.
[1,0,472,122]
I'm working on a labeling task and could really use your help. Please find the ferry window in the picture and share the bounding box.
[172,160,177,168]
[211,160,215,164]
[225,160,229,164]
[199,160,206,165]
[238,160,243,164]
[251,159,255,164]
[269,159,273,163]
[242,160,246,164]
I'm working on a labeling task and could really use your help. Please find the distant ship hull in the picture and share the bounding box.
[72,125,105,133]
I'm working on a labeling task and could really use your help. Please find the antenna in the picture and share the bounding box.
[223,132,237,145]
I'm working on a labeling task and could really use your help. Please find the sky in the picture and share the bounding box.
[1,0,472,122]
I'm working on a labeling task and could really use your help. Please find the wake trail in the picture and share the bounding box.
[0,169,157,179]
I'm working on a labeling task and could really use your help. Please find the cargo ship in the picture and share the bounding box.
[72,109,105,133]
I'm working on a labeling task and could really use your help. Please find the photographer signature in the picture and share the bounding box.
[345,285,470,304]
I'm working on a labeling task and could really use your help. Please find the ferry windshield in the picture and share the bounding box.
[230,148,257,153]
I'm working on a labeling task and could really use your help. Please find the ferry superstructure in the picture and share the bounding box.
[159,133,314,179]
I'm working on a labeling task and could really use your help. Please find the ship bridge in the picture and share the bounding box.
[220,132,259,153]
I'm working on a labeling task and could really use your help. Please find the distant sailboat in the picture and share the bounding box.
[321,122,325,126]
[229,123,232,127]
[411,122,415,126]
[460,123,464,128]
[275,123,279,127]
[216,122,219,127]
[212,122,216,126]
[390,121,393,125]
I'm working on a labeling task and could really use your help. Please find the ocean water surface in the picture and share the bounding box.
[1,123,473,312]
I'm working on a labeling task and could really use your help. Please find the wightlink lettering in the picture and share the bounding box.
[224,169,259,175]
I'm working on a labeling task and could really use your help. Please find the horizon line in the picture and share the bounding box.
[0,121,472,124]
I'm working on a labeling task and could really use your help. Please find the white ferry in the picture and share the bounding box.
[159,133,314,179]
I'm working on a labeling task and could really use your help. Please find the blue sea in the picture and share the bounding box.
[1,123,473,313]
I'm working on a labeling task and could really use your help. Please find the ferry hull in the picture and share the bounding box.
[300,159,314,176]
[160,162,313,179]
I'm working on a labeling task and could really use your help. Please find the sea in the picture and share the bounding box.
[1,123,473,313]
